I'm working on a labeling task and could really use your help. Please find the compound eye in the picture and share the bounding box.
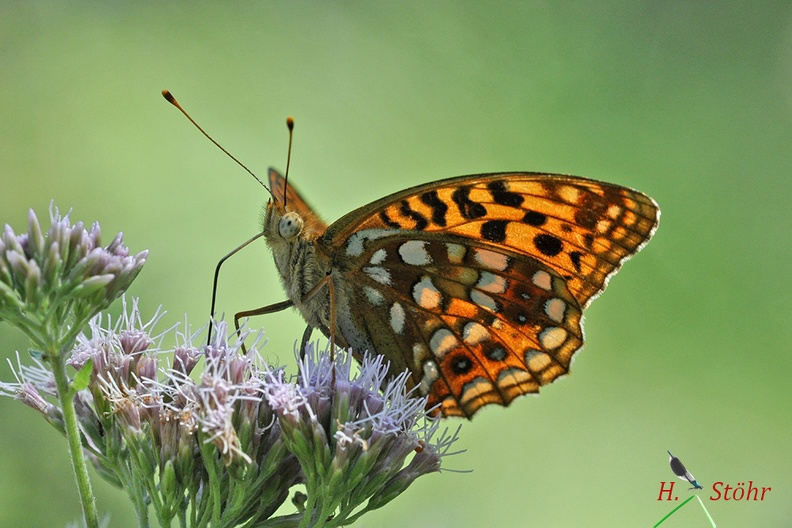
[278,211,303,239]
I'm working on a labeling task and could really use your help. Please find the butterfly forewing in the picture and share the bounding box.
[268,170,658,418]
[324,173,659,308]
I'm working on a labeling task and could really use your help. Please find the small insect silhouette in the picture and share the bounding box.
[667,450,703,490]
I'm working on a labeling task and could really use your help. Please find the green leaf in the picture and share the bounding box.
[72,358,94,392]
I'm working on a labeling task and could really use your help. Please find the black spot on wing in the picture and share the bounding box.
[487,180,524,206]
[379,210,401,228]
[523,210,547,226]
[534,233,563,256]
[419,190,448,227]
[481,220,508,243]
[452,186,487,219]
[399,200,428,230]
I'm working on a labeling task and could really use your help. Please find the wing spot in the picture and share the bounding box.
[534,233,563,256]
[364,266,392,286]
[364,286,385,306]
[446,243,466,263]
[532,270,552,290]
[369,248,387,265]
[523,210,547,226]
[399,240,431,266]
[470,289,498,312]
[539,327,568,350]
[430,329,458,358]
[419,359,440,395]
[450,354,474,375]
[451,186,487,219]
[544,298,567,323]
[413,276,442,309]
[524,349,551,371]
[488,180,524,206]
[474,248,509,271]
[476,271,507,294]
[463,322,491,345]
[481,220,509,243]
[487,347,508,361]
[389,302,405,334]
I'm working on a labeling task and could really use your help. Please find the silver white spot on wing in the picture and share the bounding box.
[399,240,431,266]
[462,322,490,345]
[544,298,567,323]
[430,328,458,358]
[446,243,466,264]
[532,270,552,291]
[470,289,498,312]
[474,249,509,271]
[346,229,396,257]
[364,266,392,286]
[364,286,385,306]
[538,327,568,350]
[390,302,405,334]
[369,248,387,265]
[413,276,442,309]
[419,360,440,394]
[476,271,507,294]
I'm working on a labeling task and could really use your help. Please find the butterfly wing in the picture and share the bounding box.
[320,172,659,417]
[268,168,327,237]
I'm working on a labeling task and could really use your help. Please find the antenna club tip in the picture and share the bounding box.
[162,89,177,104]
[286,116,294,130]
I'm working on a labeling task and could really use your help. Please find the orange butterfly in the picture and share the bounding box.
[256,169,658,418]
[163,90,659,418]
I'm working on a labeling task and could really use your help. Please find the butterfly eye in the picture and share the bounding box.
[279,211,303,239]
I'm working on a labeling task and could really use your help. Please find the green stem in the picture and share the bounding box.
[49,348,100,528]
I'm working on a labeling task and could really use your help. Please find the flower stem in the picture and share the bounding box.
[49,347,100,528]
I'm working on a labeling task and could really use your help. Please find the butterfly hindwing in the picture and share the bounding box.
[339,232,584,417]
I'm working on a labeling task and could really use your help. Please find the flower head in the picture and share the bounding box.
[3,299,462,527]
[0,204,147,351]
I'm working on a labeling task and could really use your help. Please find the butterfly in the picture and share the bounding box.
[162,88,658,418]
[249,168,659,418]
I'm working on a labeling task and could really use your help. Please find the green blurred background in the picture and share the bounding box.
[1,2,790,526]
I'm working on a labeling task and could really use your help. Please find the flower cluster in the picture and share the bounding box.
[0,205,147,351]
[3,299,461,527]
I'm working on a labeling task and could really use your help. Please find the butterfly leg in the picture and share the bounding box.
[300,273,337,360]
[234,299,294,353]
[300,325,314,359]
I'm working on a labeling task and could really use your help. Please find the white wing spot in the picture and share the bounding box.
[470,289,498,312]
[544,298,567,323]
[390,302,405,334]
[459,377,495,407]
[430,328,458,358]
[539,327,568,350]
[412,343,428,365]
[446,243,466,263]
[346,229,396,257]
[413,276,442,309]
[364,286,385,306]
[463,322,490,345]
[532,270,552,291]
[369,248,387,265]
[476,271,507,294]
[558,185,581,204]
[474,249,509,271]
[364,266,392,286]
[419,360,440,394]
[525,349,551,370]
[399,240,431,266]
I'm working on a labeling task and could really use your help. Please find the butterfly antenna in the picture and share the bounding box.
[162,90,273,198]
[283,116,295,208]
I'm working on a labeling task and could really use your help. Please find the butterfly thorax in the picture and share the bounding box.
[262,201,337,339]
